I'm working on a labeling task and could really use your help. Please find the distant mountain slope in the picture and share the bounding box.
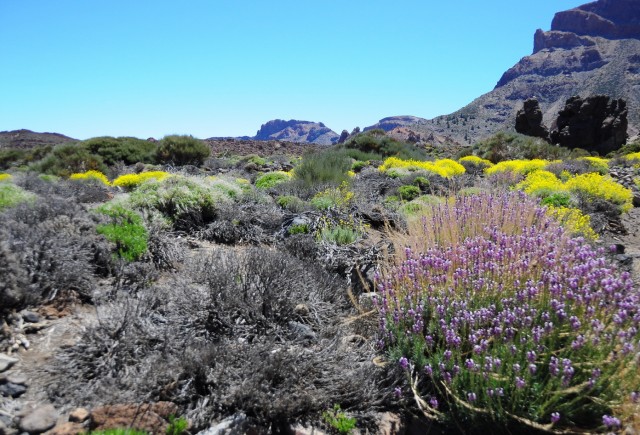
[253,119,339,145]
[406,0,640,145]
[0,129,76,149]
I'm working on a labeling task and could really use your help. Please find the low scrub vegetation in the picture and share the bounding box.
[1,129,638,433]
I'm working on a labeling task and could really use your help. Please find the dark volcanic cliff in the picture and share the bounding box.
[407,0,640,145]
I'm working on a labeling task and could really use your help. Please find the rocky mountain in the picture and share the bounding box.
[405,0,640,146]
[0,129,76,149]
[253,119,339,145]
[362,116,462,148]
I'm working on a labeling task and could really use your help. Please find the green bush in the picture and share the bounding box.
[473,132,571,163]
[288,223,309,235]
[398,184,420,201]
[541,191,572,208]
[96,203,148,262]
[32,143,107,177]
[83,136,158,165]
[156,135,210,166]
[413,176,430,190]
[255,171,291,189]
[351,160,368,173]
[293,150,351,187]
[127,175,230,230]
[343,130,428,160]
[322,404,357,434]
[276,195,307,213]
[0,146,53,170]
[166,415,188,435]
[0,183,35,211]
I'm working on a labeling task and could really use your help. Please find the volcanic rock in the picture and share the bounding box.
[515,98,550,140]
[550,95,628,153]
[19,405,58,434]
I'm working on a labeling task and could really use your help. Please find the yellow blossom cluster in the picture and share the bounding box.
[0,173,12,182]
[69,170,111,186]
[485,159,553,176]
[546,206,598,241]
[112,171,171,189]
[379,157,466,178]
[517,170,633,212]
[458,155,493,167]
[577,156,609,174]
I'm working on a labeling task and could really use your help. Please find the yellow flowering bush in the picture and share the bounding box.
[379,157,465,178]
[485,159,552,176]
[0,173,12,182]
[112,171,171,189]
[69,170,111,186]
[546,206,598,241]
[578,156,609,174]
[565,173,633,212]
[458,155,493,167]
[515,170,565,197]
[517,170,633,213]
[623,152,640,162]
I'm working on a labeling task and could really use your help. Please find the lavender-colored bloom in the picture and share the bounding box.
[424,364,433,376]
[551,412,560,424]
[429,396,439,409]
[467,392,477,402]
[515,377,526,389]
[399,357,409,370]
[631,391,639,403]
[394,387,402,398]
[602,415,621,428]
[528,363,537,375]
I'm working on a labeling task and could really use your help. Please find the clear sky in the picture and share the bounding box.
[0,1,586,140]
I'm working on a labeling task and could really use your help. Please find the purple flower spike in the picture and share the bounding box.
[429,396,439,409]
[394,387,402,398]
[467,392,477,402]
[602,415,621,428]
[551,412,560,424]
[631,391,639,403]
[399,357,409,370]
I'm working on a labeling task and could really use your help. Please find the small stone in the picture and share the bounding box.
[19,404,58,434]
[293,304,310,318]
[21,312,40,324]
[288,321,316,342]
[68,408,89,423]
[633,194,640,208]
[6,374,27,386]
[0,354,18,373]
[0,382,27,398]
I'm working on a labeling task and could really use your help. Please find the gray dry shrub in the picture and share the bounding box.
[0,198,100,310]
[49,246,392,430]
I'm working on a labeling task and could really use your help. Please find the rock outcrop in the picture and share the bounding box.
[550,95,628,154]
[551,0,640,40]
[363,116,427,132]
[401,0,640,146]
[515,98,550,140]
[253,119,339,145]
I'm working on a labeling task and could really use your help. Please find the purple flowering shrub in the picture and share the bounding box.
[376,192,640,430]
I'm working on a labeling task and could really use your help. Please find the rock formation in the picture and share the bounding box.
[550,95,628,154]
[515,98,550,141]
[253,119,339,145]
[400,0,640,145]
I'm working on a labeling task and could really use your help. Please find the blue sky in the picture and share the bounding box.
[0,1,585,139]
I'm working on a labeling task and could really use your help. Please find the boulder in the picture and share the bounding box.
[550,95,628,154]
[0,354,18,373]
[515,98,550,141]
[19,405,58,434]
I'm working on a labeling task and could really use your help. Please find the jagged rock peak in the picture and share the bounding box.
[552,0,640,40]
[532,0,640,54]
[254,119,339,145]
